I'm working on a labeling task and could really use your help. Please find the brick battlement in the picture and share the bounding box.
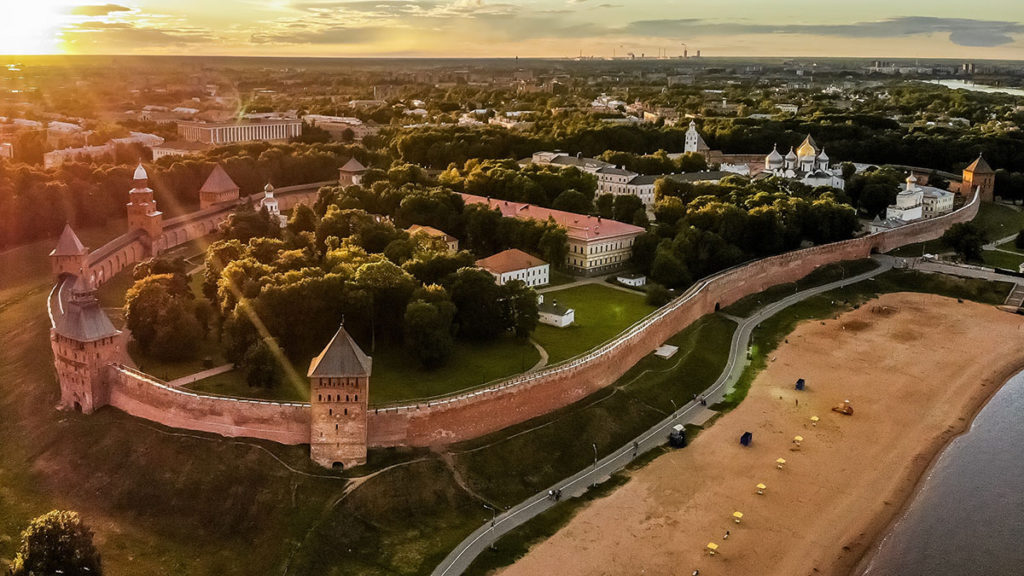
[47,173,980,465]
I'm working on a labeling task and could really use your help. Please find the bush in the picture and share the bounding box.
[645,283,673,306]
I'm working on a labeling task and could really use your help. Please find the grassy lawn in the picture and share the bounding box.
[96,265,137,310]
[128,337,228,381]
[722,259,880,318]
[451,314,736,508]
[183,369,312,402]
[889,238,948,258]
[370,338,540,405]
[532,284,655,364]
[972,202,1024,241]
[547,268,577,287]
[996,239,1024,254]
[979,250,1024,271]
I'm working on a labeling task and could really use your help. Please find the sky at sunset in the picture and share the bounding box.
[3,0,1024,59]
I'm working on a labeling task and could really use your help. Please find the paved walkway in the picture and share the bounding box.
[166,364,234,388]
[909,257,1024,285]
[526,339,549,373]
[983,232,1021,251]
[431,256,893,576]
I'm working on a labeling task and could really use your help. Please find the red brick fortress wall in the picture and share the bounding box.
[105,365,311,444]
[366,191,980,447]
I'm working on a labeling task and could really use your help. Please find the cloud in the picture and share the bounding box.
[623,17,1024,47]
[62,21,214,46]
[70,4,132,17]
[250,25,387,44]
[290,0,439,15]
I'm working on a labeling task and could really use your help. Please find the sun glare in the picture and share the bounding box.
[0,3,65,54]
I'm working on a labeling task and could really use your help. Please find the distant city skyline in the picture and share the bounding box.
[3,0,1024,59]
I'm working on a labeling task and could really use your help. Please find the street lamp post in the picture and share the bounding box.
[591,442,598,487]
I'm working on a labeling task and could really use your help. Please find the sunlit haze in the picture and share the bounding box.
[3,0,1024,58]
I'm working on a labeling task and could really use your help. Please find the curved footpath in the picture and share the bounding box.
[432,256,894,576]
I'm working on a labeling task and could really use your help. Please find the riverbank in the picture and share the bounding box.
[496,292,1024,576]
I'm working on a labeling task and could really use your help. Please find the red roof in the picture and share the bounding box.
[408,224,457,243]
[476,249,547,275]
[340,158,366,173]
[965,155,994,174]
[200,164,238,193]
[460,193,645,242]
[51,223,87,256]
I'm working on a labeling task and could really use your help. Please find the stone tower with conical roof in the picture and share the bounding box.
[50,223,89,277]
[126,163,164,248]
[199,164,240,209]
[338,157,367,187]
[307,325,371,469]
[50,272,122,413]
[962,154,995,202]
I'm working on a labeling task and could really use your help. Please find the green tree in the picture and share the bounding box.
[150,299,204,361]
[11,510,102,576]
[595,193,615,219]
[538,225,569,269]
[404,299,455,368]
[448,267,504,339]
[613,194,644,223]
[650,249,690,288]
[645,283,673,306]
[942,222,987,261]
[243,338,282,388]
[125,274,203,360]
[287,202,318,236]
[499,279,540,338]
[124,274,175,351]
[221,201,279,243]
[654,196,686,228]
[551,189,593,214]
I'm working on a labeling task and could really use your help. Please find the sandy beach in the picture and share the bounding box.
[497,292,1024,576]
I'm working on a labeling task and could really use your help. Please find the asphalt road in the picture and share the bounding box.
[431,256,894,576]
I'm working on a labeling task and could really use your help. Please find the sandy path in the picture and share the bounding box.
[498,293,1024,576]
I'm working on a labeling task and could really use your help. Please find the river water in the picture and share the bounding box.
[860,369,1024,575]
[927,79,1024,97]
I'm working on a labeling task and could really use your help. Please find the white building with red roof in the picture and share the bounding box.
[460,194,645,276]
[475,249,549,287]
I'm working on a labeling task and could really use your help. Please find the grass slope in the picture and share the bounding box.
[451,314,736,509]
[371,338,541,405]
[0,226,485,576]
[532,284,654,364]
[722,259,880,318]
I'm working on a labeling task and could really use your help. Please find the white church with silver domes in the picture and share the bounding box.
[761,135,845,190]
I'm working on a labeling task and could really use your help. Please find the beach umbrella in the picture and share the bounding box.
[706,542,719,556]
[810,416,819,426]
[776,457,787,469]
[733,511,744,524]
[756,483,767,495]
[793,435,803,443]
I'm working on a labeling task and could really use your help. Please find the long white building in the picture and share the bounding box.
[177,119,302,144]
